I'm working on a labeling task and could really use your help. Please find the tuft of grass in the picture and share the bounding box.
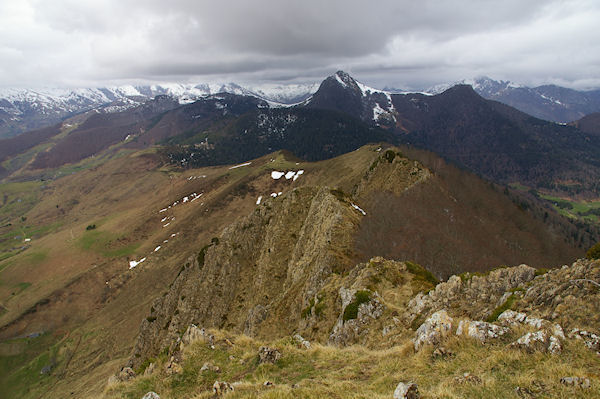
[405,261,439,286]
[486,294,516,323]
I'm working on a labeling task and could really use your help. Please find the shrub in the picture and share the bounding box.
[384,149,397,163]
[86,224,96,230]
[405,261,439,286]
[486,294,516,322]
[587,242,600,260]
[343,290,371,322]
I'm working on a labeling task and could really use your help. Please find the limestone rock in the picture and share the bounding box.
[293,334,311,349]
[328,290,385,346]
[413,310,453,351]
[560,376,591,389]
[405,264,535,325]
[511,330,562,354]
[200,362,220,373]
[213,381,234,395]
[498,310,566,340]
[117,367,136,382]
[431,347,454,360]
[497,310,527,325]
[164,357,183,375]
[393,381,419,399]
[568,328,600,352]
[456,320,508,343]
[244,305,268,336]
[141,392,160,399]
[181,324,205,346]
[258,346,282,364]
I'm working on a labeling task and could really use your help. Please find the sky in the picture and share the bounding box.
[1,0,599,90]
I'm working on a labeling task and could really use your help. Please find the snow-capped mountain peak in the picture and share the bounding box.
[0,81,319,138]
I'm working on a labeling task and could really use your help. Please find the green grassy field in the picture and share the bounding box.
[509,182,600,223]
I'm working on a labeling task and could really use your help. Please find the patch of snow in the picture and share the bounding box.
[154,246,161,252]
[351,203,367,216]
[271,171,285,179]
[128,257,146,269]
[335,74,349,88]
[183,196,189,203]
[229,162,252,169]
[159,208,167,213]
[271,193,278,198]
[161,217,168,222]
[163,222,170,227]
[373,103,386,121]
[285,171,296,180]
[24,238,31,242]
[293,169,304,181]
[256,196,262,205]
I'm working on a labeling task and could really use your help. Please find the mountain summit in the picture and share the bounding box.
[306,71,398,128]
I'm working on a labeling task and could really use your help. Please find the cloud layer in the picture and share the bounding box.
[1,0,599,89]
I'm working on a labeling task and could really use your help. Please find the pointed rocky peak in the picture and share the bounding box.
[305,71,397,127]
[331,70,359,89]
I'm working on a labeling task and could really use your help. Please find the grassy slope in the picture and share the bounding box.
[0,143,591,398]
[105,328,600,399]
[0,145,347,398]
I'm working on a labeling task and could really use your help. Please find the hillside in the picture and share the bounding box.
[106,257,600,399]
[429,77,600,123]
[0,144,590,398]
[389,85,600,197]
[572,112,600,136]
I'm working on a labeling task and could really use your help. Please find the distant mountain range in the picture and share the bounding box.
[309,72,600,197]
[3,71,600,199]
[0,83,318,139]
[425,77,600,123]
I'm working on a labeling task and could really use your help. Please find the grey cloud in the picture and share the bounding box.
[1,0,599,89]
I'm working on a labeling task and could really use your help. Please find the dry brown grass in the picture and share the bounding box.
[104,328,600,399]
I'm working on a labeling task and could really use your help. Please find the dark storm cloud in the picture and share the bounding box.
[0,0,599,89]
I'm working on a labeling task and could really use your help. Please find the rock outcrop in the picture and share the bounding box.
[456,320,508,343]
[511,330,562,354]
[405,265,536,325]
[258,346,282,364]
[413,310,453,351]
[393,381,420,399]
[128,186,365,369]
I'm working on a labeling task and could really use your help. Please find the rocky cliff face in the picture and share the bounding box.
[128,152,434,368]
[128,186,362,368]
